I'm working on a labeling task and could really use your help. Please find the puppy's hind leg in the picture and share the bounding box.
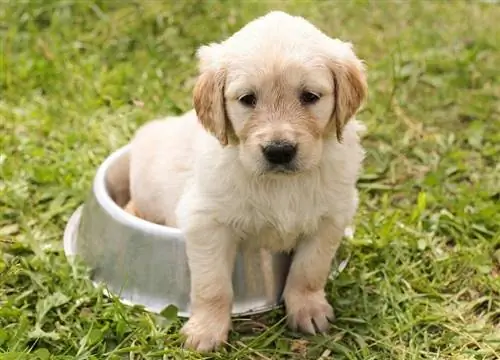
[124,200,142,219]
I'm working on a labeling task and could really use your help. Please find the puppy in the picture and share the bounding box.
[127,11,367,352]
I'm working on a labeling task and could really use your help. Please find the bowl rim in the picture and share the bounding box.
[93,144,183,238]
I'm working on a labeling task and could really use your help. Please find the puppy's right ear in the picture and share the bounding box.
[193,44,231,146]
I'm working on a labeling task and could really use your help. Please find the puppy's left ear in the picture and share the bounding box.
[326,44,367,141]
[193,44,234,146]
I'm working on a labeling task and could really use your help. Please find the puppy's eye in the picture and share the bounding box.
[300,91,321,105]
[238,93,257,108]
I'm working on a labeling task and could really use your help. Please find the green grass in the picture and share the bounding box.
[1,0,499,359]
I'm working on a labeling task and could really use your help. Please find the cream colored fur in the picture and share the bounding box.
[127,11,367,352]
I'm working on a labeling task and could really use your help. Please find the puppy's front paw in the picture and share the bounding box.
[285,290,334,335]
[181,311,231,352]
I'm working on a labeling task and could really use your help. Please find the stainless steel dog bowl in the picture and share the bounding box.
[63,145,292,318]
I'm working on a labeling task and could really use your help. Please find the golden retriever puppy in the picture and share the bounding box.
[127,11,367,352]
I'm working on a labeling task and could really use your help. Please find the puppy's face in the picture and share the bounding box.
[224,60,334,175]
[193,11,367,176]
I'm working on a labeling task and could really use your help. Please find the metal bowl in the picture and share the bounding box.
[63,145,292,318]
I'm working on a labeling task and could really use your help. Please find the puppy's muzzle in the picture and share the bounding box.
[262,140,297,166]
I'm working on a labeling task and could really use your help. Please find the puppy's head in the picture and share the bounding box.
[193,11,367,175]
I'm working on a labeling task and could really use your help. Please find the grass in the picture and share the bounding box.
[1,0,499,359]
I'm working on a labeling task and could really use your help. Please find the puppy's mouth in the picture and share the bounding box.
[263,162,300,175]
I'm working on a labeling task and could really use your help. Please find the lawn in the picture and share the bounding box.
[1,0,499,359]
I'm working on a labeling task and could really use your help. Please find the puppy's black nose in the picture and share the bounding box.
[262,141,297,165]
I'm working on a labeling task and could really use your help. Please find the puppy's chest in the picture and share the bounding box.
[220,183,330,251]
